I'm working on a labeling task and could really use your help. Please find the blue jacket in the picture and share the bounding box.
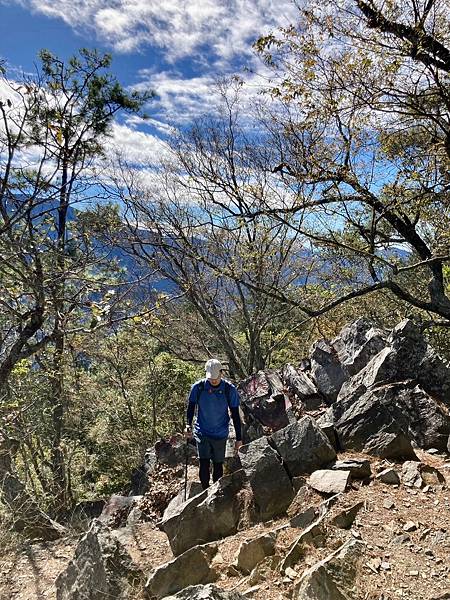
[187,379,240,440]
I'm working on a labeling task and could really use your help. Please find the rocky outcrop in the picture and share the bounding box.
[323,381,450,455]
[159,469,249,556]
[145,543,218,598]
[238,437,294,520]
[310,339,349,403]
[333,318,388,376]
[337,320,450,407]
[270,417,336,476]
[281,364,323,410]
[56,519,142,600]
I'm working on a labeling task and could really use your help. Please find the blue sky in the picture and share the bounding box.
[0,0,298,162]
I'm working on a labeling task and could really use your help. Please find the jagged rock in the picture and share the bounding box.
[159,469,248,556]
[331,459,371,479]
[129,448,156,495]
[319,422,340,450]
[56,519,142,600]
[281,517,326,572]
[376,468,400,485]
[145,543,218,598]
[325,381,448,454]
[163,482,204,521]
[72,499,105,522]
[402,461,446,488]
[309,470,350,494]
[310,339,349,403]
[293,539,364,600]
[333,319,388,376]
[99,495,142,528]
[292,476,307,492]
[281,364,323,410]
[238,370,292,432]
[236,532,276,574]
[338,320,450,406]
[289,505,318,529]
[330,501,364,529]
[161,584,246,599]
[155,436,197,466]
[364,431,417,460]
[239,437,294,520]
[270,416,336,476]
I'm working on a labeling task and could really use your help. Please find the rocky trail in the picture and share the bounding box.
[1,318,450,600]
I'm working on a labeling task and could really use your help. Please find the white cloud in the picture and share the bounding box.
[108,122,171,167]
[7,0,298,62]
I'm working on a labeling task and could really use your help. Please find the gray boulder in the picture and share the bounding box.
[402,461,446,488]
[338,320,450,406]
[364,431,417,460]
[161,585,246,600]
[239,437,294,520]
[281,364,323,410]
[236,532,276,574]
[159,469,248,556]
[163,482,204,521]
[145,543,218,598]
[56,519,142,600]
[270,416,336,476]
[293,539,364,600]
[333,318,387,376]
[325,381,449,454]
[310,339,349,403]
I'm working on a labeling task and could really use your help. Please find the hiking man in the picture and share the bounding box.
[185,358,242,489]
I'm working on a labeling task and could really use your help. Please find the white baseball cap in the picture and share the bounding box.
[205,358,223,380]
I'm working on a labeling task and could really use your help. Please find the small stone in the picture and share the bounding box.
[422,485,431,493]
[377,468,400,485]
[383,499,395,509]
[409,570,419,577]
[366,557,382,573]
[243,585,262,596]
[351,531,362,539]
[403,521,417,532]
[391,534,410,545]
[381,561,391,571]
[285,567,298,579]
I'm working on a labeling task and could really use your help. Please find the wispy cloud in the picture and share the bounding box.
[6,0,298,62]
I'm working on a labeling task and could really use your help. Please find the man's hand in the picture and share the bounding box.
[184,426,193,440]
[234,440,243,454]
